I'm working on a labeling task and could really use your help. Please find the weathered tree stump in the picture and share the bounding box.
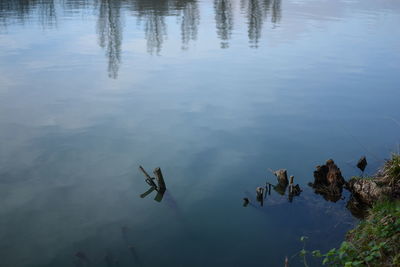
[357,156,367,172]
[312,159,345,187]
[243,198,249,207]
[310,159,346,202]
[153,167,166,192]
[274,169,289,186]
[288,175,302,202]
[256,187,265,206]
[289,175,294,194]
[271,169,289,195]
[154,191,165,202]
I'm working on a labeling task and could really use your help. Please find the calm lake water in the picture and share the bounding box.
[1,0,400,266]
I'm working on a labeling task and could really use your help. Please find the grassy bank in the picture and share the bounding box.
[303,154,400,266]
[319,200,400,266]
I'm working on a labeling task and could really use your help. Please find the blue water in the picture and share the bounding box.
[0,0,399,266]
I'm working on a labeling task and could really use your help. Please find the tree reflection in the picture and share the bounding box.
[1,0,283,77]
[39,0,57,29]
[0,0,57,29]
[97,0,123,79]
[177,0,199,50]
[241,0,281,47]
[214,0,233,48]
[131,0,199,53]
[130,0,169,55]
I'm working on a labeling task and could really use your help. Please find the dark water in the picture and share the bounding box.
[1,0,400,266]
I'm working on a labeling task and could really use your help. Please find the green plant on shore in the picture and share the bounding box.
[382,153,400,187]
[299,200,400,266]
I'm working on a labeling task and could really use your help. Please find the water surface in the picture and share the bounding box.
[1,0,400,266]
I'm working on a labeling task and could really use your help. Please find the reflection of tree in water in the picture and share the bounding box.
[63,0,90,14]
[176,0,199,50]
[214,0,233,49]
[241,0,281,47]
[97,0,122,79]
[130,0,169,55]
[131,0,199,53]
[1,0,283,77]
[0,0,57,29]
[38,0,56,28]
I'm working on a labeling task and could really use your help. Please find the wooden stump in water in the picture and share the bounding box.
[154,191,165,202]
[139,166,158,188]
[357,156,367,172]
[153,167,166,192]
[274,169,289,186]
[256,187,265,206]
[243,198,250,207]
[313,159,345,187]
[310,159,345,202]
[289,175,294,194]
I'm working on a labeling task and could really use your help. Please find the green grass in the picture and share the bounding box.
[383,154,400,187]
[311,200,400,266]
[301,154,400,266]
